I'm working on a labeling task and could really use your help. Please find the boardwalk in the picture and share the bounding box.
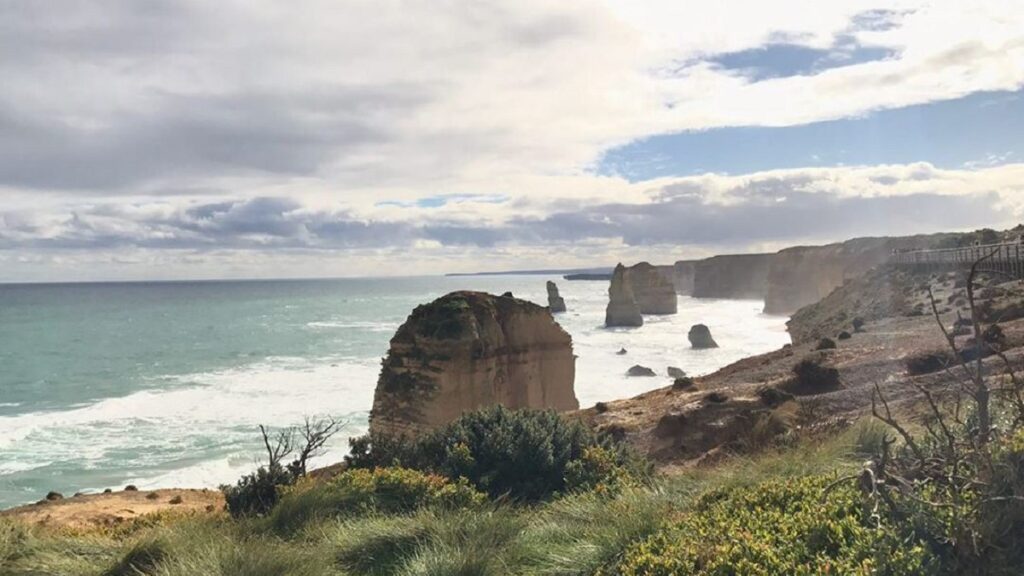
[891,241,1024,279]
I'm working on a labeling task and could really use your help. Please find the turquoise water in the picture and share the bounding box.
[0,276,789,508]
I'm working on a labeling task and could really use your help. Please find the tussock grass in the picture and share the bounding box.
[0,419,883,576]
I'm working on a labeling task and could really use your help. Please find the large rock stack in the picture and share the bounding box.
[605,264,643,327]
[627,262,678,314]
[369,291,578,437]
[546,281,567,313]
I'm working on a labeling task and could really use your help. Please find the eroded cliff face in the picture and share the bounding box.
[627,262,677,314]
[606,264,643,327]
[763,236,941,315]
[369,291,578,437]
[671,261,696,295]
[691,254,773,300]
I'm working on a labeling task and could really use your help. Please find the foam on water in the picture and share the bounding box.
[0,276,790,506]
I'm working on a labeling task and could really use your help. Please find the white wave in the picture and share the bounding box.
[0,357,379,494]
[306,320,400,332]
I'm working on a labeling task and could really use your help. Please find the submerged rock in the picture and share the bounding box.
[616,347,628,355]
[605,264,643,327]
[369,291,578,437]
[546,281,567,313]
[627,365,657,377]
[688,324,719,349]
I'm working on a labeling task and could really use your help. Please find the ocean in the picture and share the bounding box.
[0,275,790,508]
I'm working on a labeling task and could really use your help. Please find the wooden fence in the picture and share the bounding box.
[890,242,1024,279]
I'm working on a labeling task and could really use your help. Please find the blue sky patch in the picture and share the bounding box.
[597,90,1023,181]
[707,38,896,81]
[376,193,509,209]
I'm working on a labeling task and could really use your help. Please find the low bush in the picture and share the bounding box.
[269,467,485,533]
[221,462,293,518]
[780,357,841,396]
[905,350,953,375]
[613,475,936,575]
[672,376,695,391]
[347,406,646,501]
[815,337,837,350]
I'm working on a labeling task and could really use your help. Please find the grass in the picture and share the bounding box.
[0,421,901,576]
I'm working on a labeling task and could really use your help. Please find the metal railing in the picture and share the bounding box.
[890,242,1024,279]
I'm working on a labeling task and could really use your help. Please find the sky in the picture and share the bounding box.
[1,1,1023,281]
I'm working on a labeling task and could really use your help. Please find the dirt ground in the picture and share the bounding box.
[1,488,225,531]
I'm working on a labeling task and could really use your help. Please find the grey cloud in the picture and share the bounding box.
[0,182,1005,253]
[0,87,426,191]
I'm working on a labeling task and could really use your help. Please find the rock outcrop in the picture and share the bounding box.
[692,254,773,300]
[605,264,643,327]
[369,291,578,437]
[626,262,677,314]
[546,281,567,313]
[627,365,656,377]
[688,324,719,349]
[667,366,686,379]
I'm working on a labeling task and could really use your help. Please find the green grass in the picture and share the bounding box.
[0,421,934,576]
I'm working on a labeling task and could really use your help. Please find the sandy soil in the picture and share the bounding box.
[1,488,225,531]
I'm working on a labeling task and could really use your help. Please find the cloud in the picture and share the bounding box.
[1,1,1023,280]
[3,163,1020,256]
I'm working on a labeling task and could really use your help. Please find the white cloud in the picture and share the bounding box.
[1,0,1023,279]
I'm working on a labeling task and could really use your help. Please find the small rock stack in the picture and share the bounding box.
[546,281,567,313]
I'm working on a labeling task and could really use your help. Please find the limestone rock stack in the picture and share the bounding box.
[546,281,567,313]
[627,262,678,314]
[605,264,643,327]
[369,291,578,437]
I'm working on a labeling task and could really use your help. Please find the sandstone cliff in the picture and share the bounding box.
[670,260,696,295]
[627,262,677,314]
[546,281,567,313]
[605,263,643,327]
[369,291,578,437]
[763,234,956,315]
[691,253,773,300]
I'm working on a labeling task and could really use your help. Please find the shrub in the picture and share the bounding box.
[347,406,644,501]
[613,476,936,575]
[221,463,293,518]
[815,337,837,350]
[837,330,852,340]
[852,317,866,331]
[270,467,485,533]
[671,376,695,391]
[780,357,841,396]
[905,350,953,376]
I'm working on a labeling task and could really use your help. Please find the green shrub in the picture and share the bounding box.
[348,406,645,501]
[270,467,485,533]
[614,475,936,575]
[221,463,293,518]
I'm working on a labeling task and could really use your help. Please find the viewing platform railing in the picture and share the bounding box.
[890,242,1024,279]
